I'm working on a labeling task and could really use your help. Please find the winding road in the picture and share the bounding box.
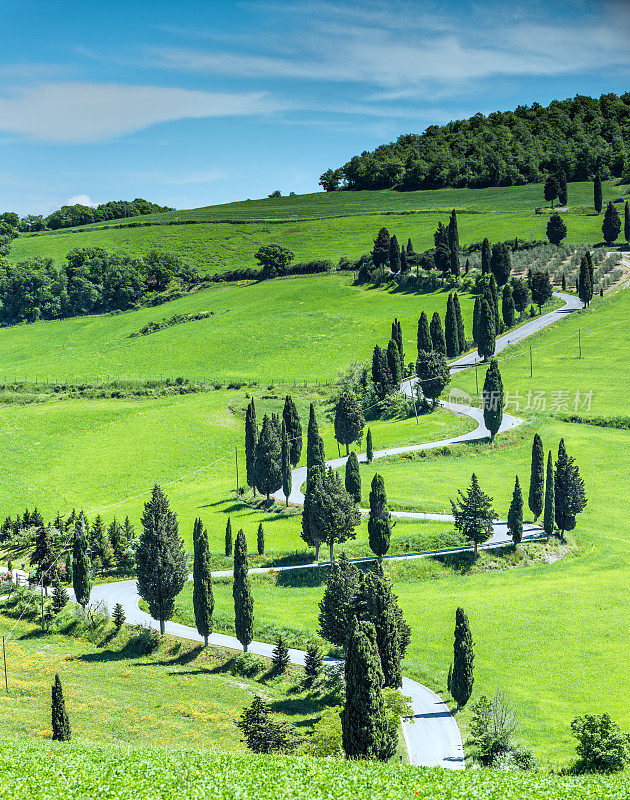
[93,291,581,770]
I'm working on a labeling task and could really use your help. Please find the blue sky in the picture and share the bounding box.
[1,0,629,215]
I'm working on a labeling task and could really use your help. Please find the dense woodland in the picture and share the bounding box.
[18,198,174,232]
[320,94,630,191]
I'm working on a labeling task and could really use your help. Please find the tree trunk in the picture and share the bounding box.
[159,618,165,635]
[243,642,248,653]
[204,634,208,647]
[315,541,320,561]
[474,541,478,557]
[330,542,334,565]
[285,496,288,507]
[345,443,350,456]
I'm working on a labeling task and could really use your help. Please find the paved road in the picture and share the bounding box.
[93,291,580,771]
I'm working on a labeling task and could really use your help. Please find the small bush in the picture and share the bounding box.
[232,652,266,678]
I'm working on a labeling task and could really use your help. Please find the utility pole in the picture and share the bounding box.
[475,361,479,397]
[235,447,239,497]
[578,329,582,358]
[530,346,533,378]
[40,584,44,632]
[2,635,7,692]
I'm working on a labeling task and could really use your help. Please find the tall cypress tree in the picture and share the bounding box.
[306,404,325,487]
[491,243,511,287]
[225,517,233,557]
[430,312,446,355]
[482,358,503,442]
[507,476,524,545]
[453,292,465,353]
[393,318,404,364]
[450,607,474,710]
[578,255,593,308]
[386,338,402,387]
[245,398,258,497]
[602,201,621,245]
[367,473,392,561]
[489,274,500,324]
[417,311,432,355]
[32,524,56,594]
[478,298,496,361]
[543,451,555,537]
[366,428,374,463]
[51,674,71,741]
[372,227,390,275]
[388,234,400,274]
[501,283,516,328]
[254,414,283,501]
[407,237,414,254]
[445,293,460,358]
[594,173,603,214]
[341,620,396,761]
[554,439,587,541]
[318,552,359,648]
[281,420,292,506]
[345,451,361,504]
[481,238,491,274]
[72,513,91,610]
[282,395,302,467]
[257,522,264,555]
[302,465,323,560]
[233,528,254,652]
[625,201,630,243]
[136,485,188,635]
[544,174,559,208]
[448,209,460,275]
[400,246,408,273]
[192,518,214,646]
[472,295,481,345]
[371,345,391,400]
[528,433,545,521]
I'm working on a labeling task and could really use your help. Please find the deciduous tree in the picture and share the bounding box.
[334,392,365,456]
[416,350,451,406]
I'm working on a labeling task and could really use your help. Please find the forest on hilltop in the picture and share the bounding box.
[320,94,630,192]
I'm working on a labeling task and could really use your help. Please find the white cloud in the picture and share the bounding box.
[0,82,286,143]
[66,193,98,207]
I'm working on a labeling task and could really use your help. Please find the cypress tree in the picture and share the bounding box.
[434,222,451,276]
[507,476,524,545]
[450,608,474,710]
[345,451,361,504]
[306,404,326,487]
[501,283,516,328]
[482,358,503,442]
[543,451,555,537]
[341,620,396,761]
[368,474,392,562]
[257,522,265,555]
[546,212,567,246]
[245,398,258,497]
[32,524,56,594]
[445,293,460,358]
[625,201,630,242]
[594,173,602,214]
[225,517,233,557]
[544,174,559,208]
[453,292,465,353]
[489,274,500,324]
[407,237,414,254]
[451,474,496,555]
[393,318,404,364]
[472,295,481,345]
[400,246,408,273]
[388,234,400,274]
[481,238,491,274]
[528,433,545,521]
[371,345,391,400]
[318,552,359,648]
[51,578,69,614]
[557,170,568,206]
[272,635,291,674]
[254,414,283,501]
[233,528,254,652]
[478,298,496,361]
[417,311,432,355]
[192,518,214,646]
[554,439,587,541]
[562,272,566,291]
[51,674,71,741]
[64,551,72,585]
[448,209,460,275]
[72,513,91,610]
[372,227,390,275]
[386,339,402,388]
[602,201,621,245]
[136,485,188,635]
[491,242,511,286]
[282,395,303,467]
[302,465,323,560]
[304,641,323,685]
[430,312,446,355]
[334,392,365,456]
[366,428,373,463]
[578,255,593,308]
[281,420,292,506]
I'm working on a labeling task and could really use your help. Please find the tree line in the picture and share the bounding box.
[15,198,173,233]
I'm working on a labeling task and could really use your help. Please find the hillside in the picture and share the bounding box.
[320,93,630,191]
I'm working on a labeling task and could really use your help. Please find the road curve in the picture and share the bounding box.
[93,291,580,771]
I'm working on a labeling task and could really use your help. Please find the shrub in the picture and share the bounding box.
[232,652,266,678]
[570,713,630,773]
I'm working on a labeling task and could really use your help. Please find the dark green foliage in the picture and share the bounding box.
[430,312,446,354]
[254,414,282,500]
[302,466,323,559]
[304,641,324,685]
[371,345,392,400]
[507,476,524,545]
[571,713,630,773]
[254,244,294,278]
[511,276,530,314]
[45,198,171,230]
[386,339,402,388]
[491,243,512,287]
[341,620,396,761]
[32,524,56,592]
[225,517,232,557]
[445,293,460,358]
[388,234,400,274]
[51,578,69,613]
[562,273,567,290]
[282,395,302,467]
[416,350,451,405]
[281,420,292,506]
[544,174,559,207]
[481,238,491,274]
[245,398,258,496]
[192,518,214,646]
[482,358,503,442]
[594,173,603,214]
[451,607,474,709]
[489,274,500,325]
[625,201,630,242]
[367,474,392,561]
[557,170,568,206]
[272,635,291,674]
[392,318,404,364]
[417,311,432,355]
[64,552,73,585]
[448,209,460,275]
[306,404,326,487]
[602,202,621,244]
[51,674,71,742]
[372,227,390,273]
[400,246,408,273]
[528,434,545,521]
[469,691,522,766]
[478,298,496,361]
[236,695,295,754]
[578,255,593,308]
[554,439,587,540]
[112,602,126,628]
[345,452,361,504]
[451,473,496,555]
[334,392,365,456]
[531,270,553,312]
[501,283,516,328]
[318,553,359,648]
[366,428,374,462]
[257,522,264,555]
[310,468,361,564]
[136,485,188,634]
[233,528,254,652]
[434,222,451,276]
[453,292,465,353]
[472,296,481,345]
[72,514,92,609]
[546,212,568,245]
[543,451,555,537]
